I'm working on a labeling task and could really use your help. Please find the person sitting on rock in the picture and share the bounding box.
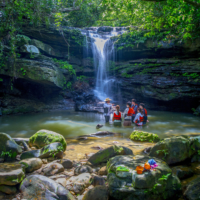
[103,98,112,123]
[139,103,148,124]
[134,108,144,126]
[131,99,138,123]
[123,102,134,126]
[112,105,122,126]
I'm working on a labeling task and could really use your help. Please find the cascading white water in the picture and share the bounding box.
[89,29,119,101]
[82,27,125,102]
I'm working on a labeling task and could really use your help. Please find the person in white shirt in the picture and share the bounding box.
[123,102,133,126]
[134,108,144,126]
[103,98,112,123]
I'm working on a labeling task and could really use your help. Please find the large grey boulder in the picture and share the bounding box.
[88,145,133,165]
[0,163,25,186]
[29,129,67,150]
[0,132,22,160]
[20,175,75,200]
[82,186,108,200]
[31,39,64,58]
[149,136,194,165]
[107,155,181,200]
[20,142,64,160]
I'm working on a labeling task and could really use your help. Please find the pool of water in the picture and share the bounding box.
[0,110,200,139]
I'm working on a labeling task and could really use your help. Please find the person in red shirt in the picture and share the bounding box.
[112,105,122,126]
[139,103,148,124]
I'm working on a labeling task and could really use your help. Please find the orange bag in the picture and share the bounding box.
[144,162,151,170]
[136,165,144,174]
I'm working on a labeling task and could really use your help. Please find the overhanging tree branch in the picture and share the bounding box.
[141,0,200,7]
[60,0,86,12]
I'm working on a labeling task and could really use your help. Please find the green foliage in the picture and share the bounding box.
[156,149,169,160]
[130,131,160,142]
[77,75,88,82]
[0,78,3,82]
[53,58,76,76]
[0,150,17,158]
[49,145,64,158]
[192,108,200,116]
[21,68,26,76]
[116,166,129,172]
[183,72,199,79]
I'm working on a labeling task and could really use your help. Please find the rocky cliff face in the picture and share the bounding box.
[0,25,199,115]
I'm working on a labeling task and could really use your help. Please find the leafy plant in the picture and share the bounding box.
[156,149,169,160]
[192,108,200,116]
[0,150,17,158]
[21,68,26,76]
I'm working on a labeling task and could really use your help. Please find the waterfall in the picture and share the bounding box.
[82,27,125,103]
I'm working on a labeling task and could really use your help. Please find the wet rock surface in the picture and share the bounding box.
[20,142,64,160]
[107,155,181,200]
[82,185,109,200]
[184,176,200,200]
[61,159,73,169]
[74,165,93,175]
[42,162,64,176]
[88,145,133,165]
[29,129,67,150]
[20,158,43,173]
[66,173,92,194]
[20,175,75,200]
[171,166,194,180]
[0,163,25,186]
[149,136,194,165]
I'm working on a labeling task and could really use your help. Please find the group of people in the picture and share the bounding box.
[103,98,148,126]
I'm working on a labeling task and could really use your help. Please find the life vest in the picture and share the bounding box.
[127,108,134,116]
[143,108,147,116]
[131,104,137,114]
[113,112,121,120]
[135,113,144,124]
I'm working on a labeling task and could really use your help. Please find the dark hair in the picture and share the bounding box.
[138,108,144,115]
[126,102,131,107]
[132,99,136,103]
[139,103,145,108]
[116,105,120,109]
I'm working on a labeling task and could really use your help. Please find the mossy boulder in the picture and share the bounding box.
[0,163,25,186]
[130,131,160,143]
[88,145,133,165]
[149,136,194,165]
[0,132,22,160]
[20,142,64,160]
[107,155,181,200]
[29,129,67,150]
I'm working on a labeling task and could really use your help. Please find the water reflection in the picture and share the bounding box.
[0,110,200,139]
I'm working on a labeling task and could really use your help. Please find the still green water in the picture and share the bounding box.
[0,110,200,139]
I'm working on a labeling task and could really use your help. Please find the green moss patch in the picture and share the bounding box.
[130,130,160,143]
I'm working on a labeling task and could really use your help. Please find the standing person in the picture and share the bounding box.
[131,99,138,123]
[139,103,148,124]
[134,108,144,126]
[112,105,122,126]
[123,102,134,126]
[103,98,112,123]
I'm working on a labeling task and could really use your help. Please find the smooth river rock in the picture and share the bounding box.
[88,145,133,165]
[66,173,92,194]
[20,158,43,173]
[42,162,64,176]
[74,165,93,175]
[20,175,75,200]
[0,163,25,186]
[29,129,67,150]
[20,142,64,160]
